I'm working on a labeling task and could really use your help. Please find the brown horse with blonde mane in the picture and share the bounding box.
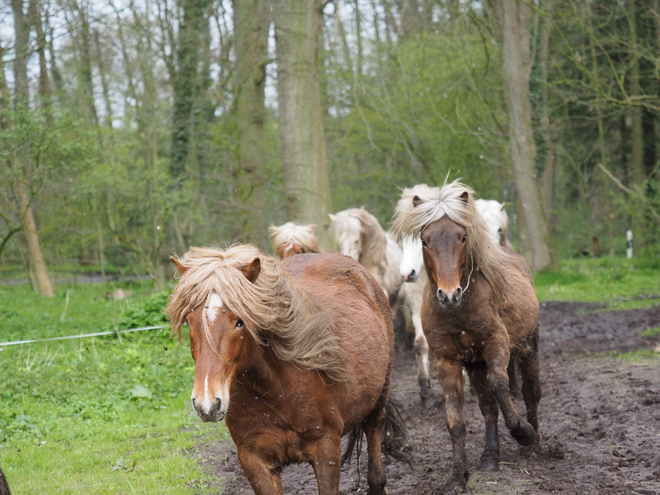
[391,181,541,494]
[268,222,321,259]
[167,245,403,495]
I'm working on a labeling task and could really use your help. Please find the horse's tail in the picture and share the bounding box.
[0,465,11,495]
[341,399,413,469]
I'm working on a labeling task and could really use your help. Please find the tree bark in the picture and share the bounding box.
[18,184,54,296]
[275,0,332,244]
[538,0,557,267]
[627,0,645,191]
[501,0,553,272]
[171,0,209,182]
[233,0,270,248]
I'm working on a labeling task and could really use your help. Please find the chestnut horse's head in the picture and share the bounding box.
[169,256,261,422]
[391,182,508,309]
[420,215,469,308]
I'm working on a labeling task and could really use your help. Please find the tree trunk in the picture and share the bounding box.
[275,0,332,245]
[501,0,553,272]
[18,184,54,296]
[171,0,208,182]
[627,0,645,191]
[233,0,270,248]
[538,0,557,267]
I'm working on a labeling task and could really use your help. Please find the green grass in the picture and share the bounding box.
[533,256,660,310]
[640,326,660,339]
[604,349,660,362]
[0,283,223,494]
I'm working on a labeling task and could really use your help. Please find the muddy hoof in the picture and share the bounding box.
[419,377,432,400]
[367,487,389,495]
[479,453,499,472]
[511,420,538,446]
[441,474,468,494]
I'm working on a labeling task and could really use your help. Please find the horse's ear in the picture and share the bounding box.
[459,191,469,204]
[307,224,317,232]
[268,225,278,233]
[242,257,261,283]
[328,213,337,221]
[500,202,507,211]
[412,195,423,207]
[170,257,188,275]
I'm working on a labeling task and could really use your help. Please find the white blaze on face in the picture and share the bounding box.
[399,236,424,279]
[206,293,223,323]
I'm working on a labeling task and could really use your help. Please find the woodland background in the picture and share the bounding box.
[1,0,660,295]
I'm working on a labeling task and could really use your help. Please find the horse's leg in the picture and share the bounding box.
[466,364,500,471]
[362,406,389,495]
[412,312,432,399]
[237,447,284,495]
[507,354,522,400]
[481,335,538,447]
[518,326,541,433]
[311,434,342,495]
[435,357,469,493]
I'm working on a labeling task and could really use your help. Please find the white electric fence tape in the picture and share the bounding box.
[0,324,168,349]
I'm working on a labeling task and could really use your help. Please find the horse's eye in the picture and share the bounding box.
[421,240,428,248]
[236,319,244,328]
[354,240,359,244]
[497,228,502,233]
[462,236,467,244]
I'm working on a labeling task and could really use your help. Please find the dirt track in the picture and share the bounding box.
[195,302,660,494]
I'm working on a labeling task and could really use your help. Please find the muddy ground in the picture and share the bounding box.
[195,302,660,494]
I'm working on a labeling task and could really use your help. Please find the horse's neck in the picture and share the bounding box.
[360,228,387,272]
[236,336,283,398]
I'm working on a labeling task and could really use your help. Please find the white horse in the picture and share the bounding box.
[475,199,513,249]
[398,235,432,399]
[328,207,402,303]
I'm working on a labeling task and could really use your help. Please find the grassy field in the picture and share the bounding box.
[0,256,658,494]
[0,282,222,495]
[534,256,660,310]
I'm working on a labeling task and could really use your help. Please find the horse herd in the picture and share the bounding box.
[166,181,540,494]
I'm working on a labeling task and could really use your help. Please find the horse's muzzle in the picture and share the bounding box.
[437,287,462,308]
[403,269,419,283]
[192,397,226,422]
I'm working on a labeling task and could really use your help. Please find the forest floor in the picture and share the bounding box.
[195,301,660,494]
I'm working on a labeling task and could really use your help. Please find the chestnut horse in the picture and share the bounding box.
[166,245,401,495]
[391,181,541,493]
[268,222,320,259]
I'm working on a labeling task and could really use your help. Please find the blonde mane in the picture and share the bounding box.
[166,245,349,382]
[329,208,402,297]
[390,181,517,295]
[268,222,320,255]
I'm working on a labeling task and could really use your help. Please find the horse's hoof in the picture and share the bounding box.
[441,474,468,494]
[367,487,389,495]
[419,377,432,400]
[479,453,499,472]
[511,420,538,446]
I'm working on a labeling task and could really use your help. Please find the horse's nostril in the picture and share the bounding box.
[410,269,416,278]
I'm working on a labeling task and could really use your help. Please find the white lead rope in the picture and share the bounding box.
[0,324,168,348]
